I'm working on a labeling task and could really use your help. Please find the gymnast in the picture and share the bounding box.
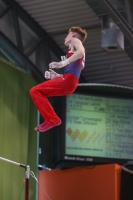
[30,26,87,132]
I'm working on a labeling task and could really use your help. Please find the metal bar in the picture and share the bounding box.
[25,178,29,200]
[12,7,23,52]
[124,37,133,63]
[0,157,30,200]
[25,37,46,57]
[0,5,13,19]
[124,0,133,28]
[0,156,26,168]
[25,165,30,200]
[35,47,42,71]
[96,0,133,46]
[0,30,44,82]
[0,156,22,167]
[43,39,51,70]
[85,0,106,15]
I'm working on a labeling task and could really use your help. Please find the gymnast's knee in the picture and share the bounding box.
[29,87,37,97]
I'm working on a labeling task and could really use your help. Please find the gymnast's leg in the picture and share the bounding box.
[30,74,78,132]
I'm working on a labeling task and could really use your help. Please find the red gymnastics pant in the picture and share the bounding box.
[30,73,78,125]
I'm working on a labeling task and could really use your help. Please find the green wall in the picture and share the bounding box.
[0,60,37,200]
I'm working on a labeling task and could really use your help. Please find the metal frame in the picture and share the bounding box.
[95,0,133,46]
[85,0,108,25]
[12,7,23,52]
[1,0,64,82]
[0,4,13,18]
[3,0,64,58]
[85,0,133,64]
[0,30,44,82]
[25,37,45,57]
[124,0,133,28]
[1,0,103,84]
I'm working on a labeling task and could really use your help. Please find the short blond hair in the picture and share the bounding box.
[69,26,87,42]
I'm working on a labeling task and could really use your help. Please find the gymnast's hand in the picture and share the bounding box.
[44,69,61,79]
[49,56,69,69]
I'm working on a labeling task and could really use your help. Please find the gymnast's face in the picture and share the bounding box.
[64,32,76,46]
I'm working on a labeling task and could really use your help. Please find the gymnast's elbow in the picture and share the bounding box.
[78,49,84,58]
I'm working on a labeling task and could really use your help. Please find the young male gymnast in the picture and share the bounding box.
[30,26,87,132]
